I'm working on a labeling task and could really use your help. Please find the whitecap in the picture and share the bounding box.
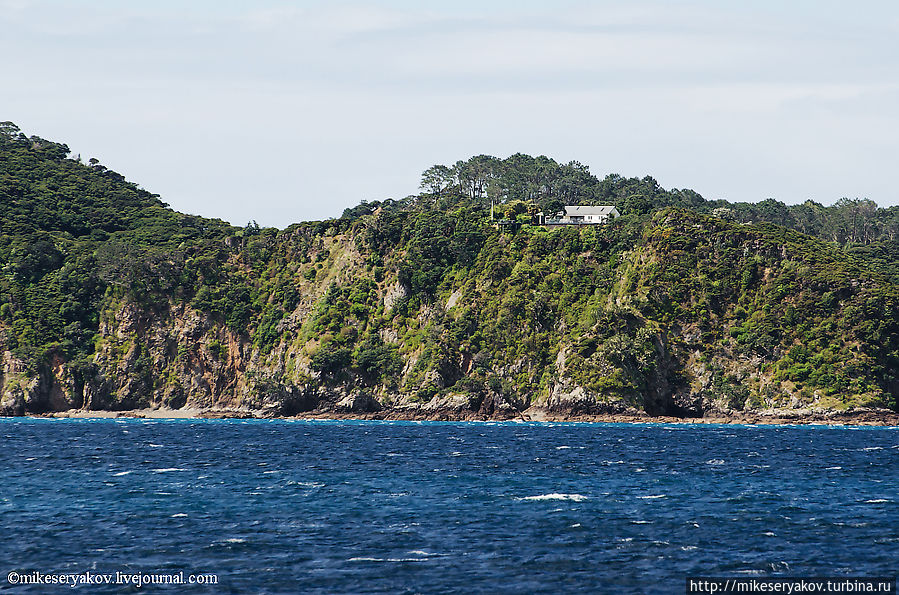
[681,546,698,551]
[152,468,188,473]
[112,471,132,477]
[825,466,842,470]
[287,481,324,488]
[638,494,667,499]
[706,459,726,465]
[517,493,588,502]
[556,446,571,450]
[171,513,188,518]
[631,520,653,524]
[147,444,164,448]
[348,557,429,563]
[25,457,36,461]
[861,446,884,451]
[407,550,443,557]
[762,531,776,536]
[865,499,890,503]
[225,538,246,543]
[570,523,582,528]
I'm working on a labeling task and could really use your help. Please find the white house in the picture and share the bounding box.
[553,205,621,224]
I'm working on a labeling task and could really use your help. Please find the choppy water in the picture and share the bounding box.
[1,419,897,593]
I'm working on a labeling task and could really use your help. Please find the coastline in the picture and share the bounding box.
[32,407,899,426]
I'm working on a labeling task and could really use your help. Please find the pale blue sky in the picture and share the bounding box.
[3,0,898,226]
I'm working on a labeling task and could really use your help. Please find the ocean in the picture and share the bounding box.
[0,418,896,593]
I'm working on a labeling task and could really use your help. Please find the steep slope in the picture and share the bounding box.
[1,124,897,418]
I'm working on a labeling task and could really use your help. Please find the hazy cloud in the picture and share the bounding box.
[3,0,898,226]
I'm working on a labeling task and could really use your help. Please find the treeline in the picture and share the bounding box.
[418,154,899,248]
[719,198,899,246]
[417,153,705,216]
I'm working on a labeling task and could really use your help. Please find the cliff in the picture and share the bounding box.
[1,124,898,419]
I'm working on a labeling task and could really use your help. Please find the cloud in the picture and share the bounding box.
[4,0,899,226]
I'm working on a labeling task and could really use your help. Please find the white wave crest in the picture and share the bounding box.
[348,557,430,563]
[517,493,588,502]
[407,550,443,557]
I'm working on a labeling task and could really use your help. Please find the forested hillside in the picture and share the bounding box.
[1,123,897,418]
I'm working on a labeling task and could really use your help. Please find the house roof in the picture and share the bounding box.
[563,205,618,217]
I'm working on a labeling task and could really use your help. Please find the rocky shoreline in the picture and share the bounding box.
[32,406,899,426]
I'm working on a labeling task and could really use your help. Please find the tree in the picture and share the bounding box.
[456,155,501,199]
[419,165,455,197]
[354,336,403,381]
[0,121,23,143]
[310,341,352,376]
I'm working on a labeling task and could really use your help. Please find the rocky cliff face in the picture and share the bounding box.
[70,295,525,418]
[1,348,82,416]
[4,128,899,420]
[3,209,898,419]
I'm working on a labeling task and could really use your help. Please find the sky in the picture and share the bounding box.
[3,0,899,228]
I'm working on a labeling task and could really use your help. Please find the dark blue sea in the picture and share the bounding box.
[0,419,896,593]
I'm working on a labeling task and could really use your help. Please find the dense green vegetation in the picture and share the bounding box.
[418,153,899,246]
[2,123,898,414]
[0,122,237,366]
